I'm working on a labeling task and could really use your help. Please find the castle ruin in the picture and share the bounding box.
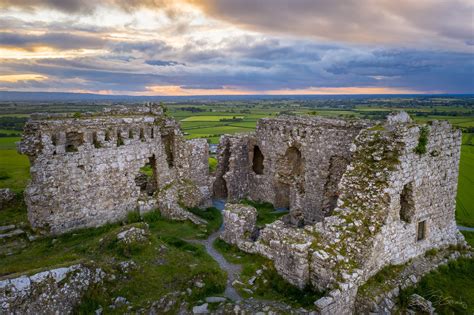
[219,112,464,313]
[18,104,211,234]
[18,105,466,313]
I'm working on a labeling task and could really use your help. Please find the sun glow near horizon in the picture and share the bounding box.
[0,0,472,95]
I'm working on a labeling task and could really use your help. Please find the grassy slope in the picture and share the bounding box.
[213,238,324,308]
[0,137,30,192]
[456,134,474,226]
[399,257,474,314]
[1,207,227,313]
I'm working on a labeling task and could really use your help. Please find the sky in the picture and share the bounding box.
[0,0,473,96]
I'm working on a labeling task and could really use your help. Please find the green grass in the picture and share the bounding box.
[0,206,227,312]
[0,137,30,192]
[399,258,474,314]
[461,231,474,247]
[181,115,244,122]
[208,157,217,173]
[0,195,28,226]
[240,199,288,226]
[456,134,474,227]
[213,238,324,307]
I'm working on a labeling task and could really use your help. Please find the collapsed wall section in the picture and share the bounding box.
[18,104,211,234]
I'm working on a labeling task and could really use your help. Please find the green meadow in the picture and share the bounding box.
[0,137,30,193]
[457,134,474,226]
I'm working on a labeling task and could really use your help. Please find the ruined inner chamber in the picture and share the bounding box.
[212,116,372,225]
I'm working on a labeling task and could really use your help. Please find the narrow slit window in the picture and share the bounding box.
[417,220,426,241]
[117,131,124,146]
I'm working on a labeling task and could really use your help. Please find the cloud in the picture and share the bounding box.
[191,0,474,50]
[0,32,107,50]
[0,0,182,14]
[0,1,472,94]
[145,60,183,66]
[2,35,473,94]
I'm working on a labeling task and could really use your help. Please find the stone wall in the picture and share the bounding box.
[0,264,105,314]
[18,104,211,234]
[215,116,372,224]
[220,113,466,313]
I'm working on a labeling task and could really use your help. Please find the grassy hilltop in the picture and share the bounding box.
[0,96,473,313]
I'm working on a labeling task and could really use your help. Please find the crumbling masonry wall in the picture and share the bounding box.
[18,104,211,234]
[220,113,465,314]
[214,116,372,224]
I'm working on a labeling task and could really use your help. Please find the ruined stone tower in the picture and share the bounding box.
[219,112,465,313]
[18,104,211,234]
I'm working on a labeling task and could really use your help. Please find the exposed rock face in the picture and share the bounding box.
[0,264,105,314]
[0,188,15,209]
[219,113,465,313]
[407,294,435,314]
[18,104,211,234]
[117,226,149,244]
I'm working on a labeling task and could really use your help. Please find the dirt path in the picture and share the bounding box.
[190,199,242,301]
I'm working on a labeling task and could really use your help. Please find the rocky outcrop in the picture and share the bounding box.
[0,264,105,314]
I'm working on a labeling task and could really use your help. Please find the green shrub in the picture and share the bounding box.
[142,210,162,223]
[187,207,222,235]
[414,126,429,155]
[425,248,439,257]
[127,210,141,224]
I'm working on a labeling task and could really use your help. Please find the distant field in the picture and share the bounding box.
[0,103,472,227]
[181,115,244,122]
[0,137,29,192]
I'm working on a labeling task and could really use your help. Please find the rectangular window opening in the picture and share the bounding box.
[417,220,426,241]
